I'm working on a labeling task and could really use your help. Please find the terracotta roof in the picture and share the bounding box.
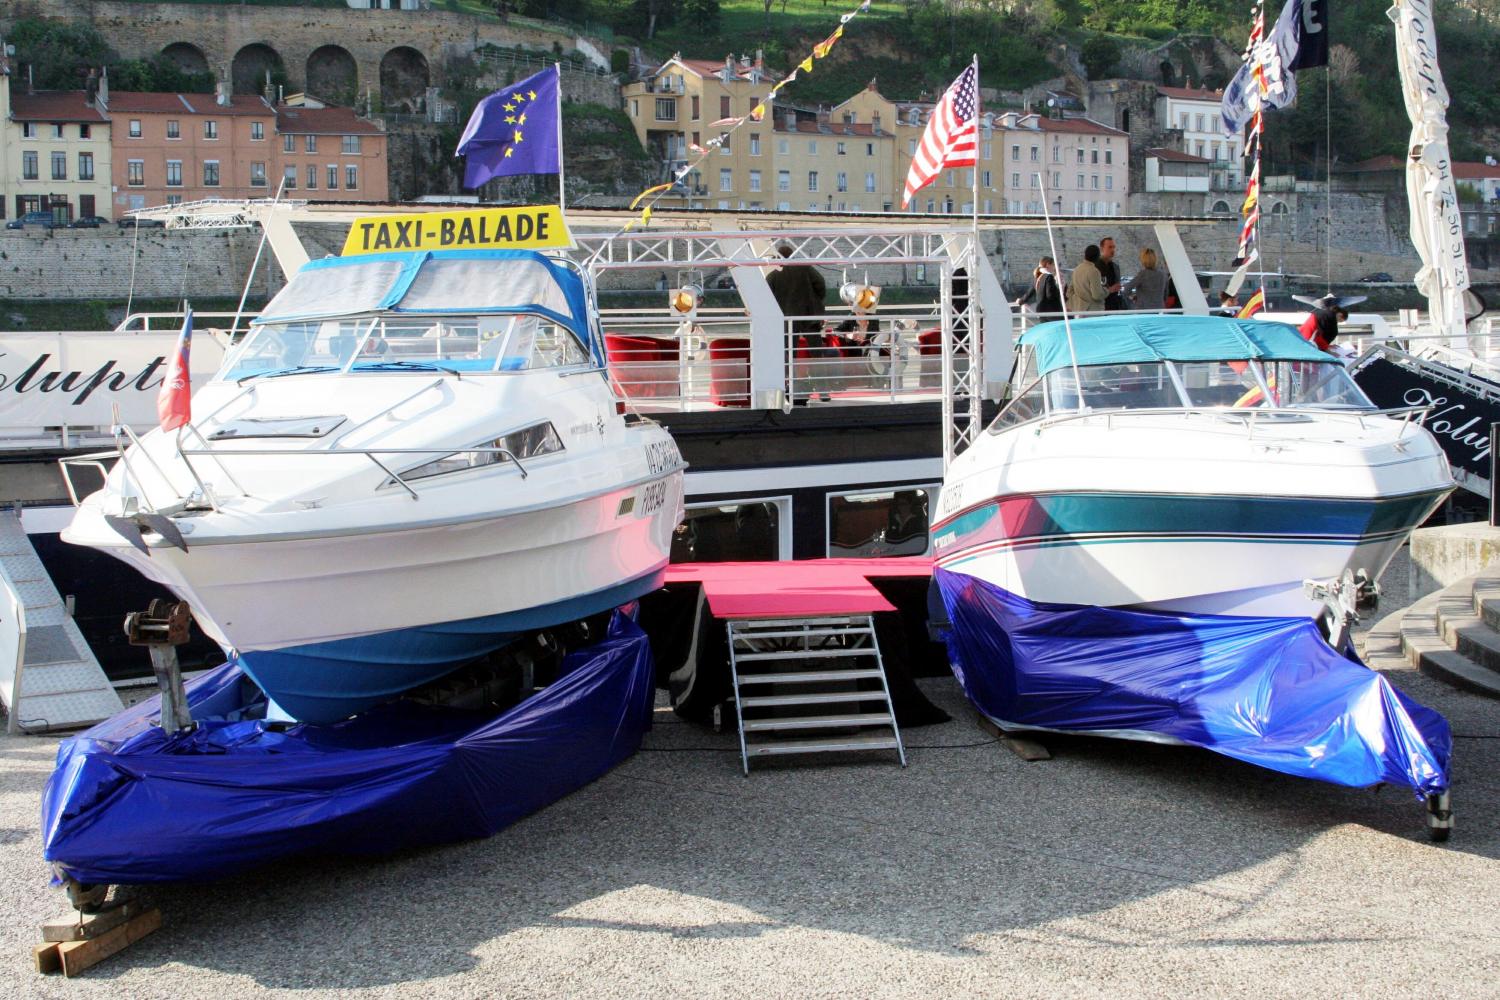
[1454,161,1500,180]
[1146,146,1210,164]
[10,91,107,123]
[1034,116,1126,137]
[672,58,778,83]
[276,105,385,136]
[771,119,889,138]
[108,92,274,116]
[1156,85,1223,102]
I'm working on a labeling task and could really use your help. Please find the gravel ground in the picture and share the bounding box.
[5,548,1498,999]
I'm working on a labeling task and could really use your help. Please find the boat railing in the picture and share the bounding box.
[115,311,258,340]
[1034,403,1436,434]
[599,304,947,410]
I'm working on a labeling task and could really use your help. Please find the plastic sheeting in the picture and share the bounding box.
[935,568,1451,797]
[1020,315,1328,375]
[41,612,655,885]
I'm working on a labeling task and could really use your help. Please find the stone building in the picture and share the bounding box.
[274,102,389,202]
[0,61,114,223]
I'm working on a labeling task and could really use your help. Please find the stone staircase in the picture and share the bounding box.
[1363,570,1500,698]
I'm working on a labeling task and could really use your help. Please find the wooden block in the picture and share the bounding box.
[1001,736,1052,762]
[33,942,61,975]
[57,908,161,978]
[42,902,141,943]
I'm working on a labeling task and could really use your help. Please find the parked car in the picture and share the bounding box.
[69,215,110,229]
[1359,272,1394,283]
[116,216,165,229]
[6,211,60,230]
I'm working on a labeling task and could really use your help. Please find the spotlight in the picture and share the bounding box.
[839,281,881,314]
[670,283,703,319]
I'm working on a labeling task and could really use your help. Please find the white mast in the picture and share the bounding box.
[1388,0,1471,346]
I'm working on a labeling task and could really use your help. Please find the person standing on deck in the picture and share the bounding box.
[1067,245,1106,315]
[767,243,827,334]
[1123,248,1167,310]
[1099,236,1124,310]
[1016,256,1064,316]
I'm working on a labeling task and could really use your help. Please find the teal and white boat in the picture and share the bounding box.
[931,314,1454,618]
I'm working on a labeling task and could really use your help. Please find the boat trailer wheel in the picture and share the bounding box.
[1426,791,1453,843]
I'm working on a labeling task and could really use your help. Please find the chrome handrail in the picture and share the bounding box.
[1034,403,1434,431]
[176,444,531,501]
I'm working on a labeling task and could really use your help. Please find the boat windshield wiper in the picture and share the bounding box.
[237,365,339,385]
[352,359,462,376]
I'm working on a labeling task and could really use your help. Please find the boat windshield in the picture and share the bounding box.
[219,313,591,381]
[993,356,1375,430]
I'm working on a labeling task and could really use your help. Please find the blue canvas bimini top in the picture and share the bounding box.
[1020,315,1330,376]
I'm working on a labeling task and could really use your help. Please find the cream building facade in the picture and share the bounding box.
[0,66,114,223]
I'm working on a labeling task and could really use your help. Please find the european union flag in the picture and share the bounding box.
[456,65,561,188]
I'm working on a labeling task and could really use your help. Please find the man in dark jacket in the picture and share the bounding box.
[1099,235,1124,310]
[767,243,827,333]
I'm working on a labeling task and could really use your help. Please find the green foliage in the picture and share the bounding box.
[1079,35,1119,79]
[682,0,723,33]
[8,17,214,93]
[110,56,215,94]
[611,48,632,73]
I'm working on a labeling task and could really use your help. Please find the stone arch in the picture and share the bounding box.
[1210,200,1231,214]
[306,45,358,105]
[232,43,286,96]
[1270,201,1290,215]
[380,46,429,112]
[160,42,210,77]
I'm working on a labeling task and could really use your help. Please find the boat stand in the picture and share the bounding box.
[124,600,194,734]
[32,900,163,978]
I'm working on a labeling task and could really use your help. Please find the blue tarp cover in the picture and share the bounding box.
[1020,315,1329,375]
[935,568,1450,796]
[41,612,655,885]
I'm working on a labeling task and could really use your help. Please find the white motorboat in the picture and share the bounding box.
[931,314,1454,619]
[63,249,685,723]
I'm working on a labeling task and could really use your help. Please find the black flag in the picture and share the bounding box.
[1289,0,1329,71]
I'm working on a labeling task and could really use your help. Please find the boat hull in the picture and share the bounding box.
[67,473,683,721]
[933,488,1451,617]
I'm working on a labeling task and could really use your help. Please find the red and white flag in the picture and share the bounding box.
[157,305,193,432]
[902,61,979,209]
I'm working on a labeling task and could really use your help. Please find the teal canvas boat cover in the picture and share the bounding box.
[1020,315,1330,375]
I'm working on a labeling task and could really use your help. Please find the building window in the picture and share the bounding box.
[166,194,183,206]
[22,123,37,139]
[983,170,992,187]
[166,160,183,186]
[720,95,730,117]
[1011,144,1020,159]
[203,161,220,186]
[867,142,874,155]
[777,169,790,192]
[865,172,876,192]
[1052,171,1061,187]
[346,165,358,189]
[720,133,731,154]
[1195,113,1205,131]
[284,134,296,152]
[129,120,142,138]
[1076,173,1084,188]
[1011,172,1020,187]
[1105,175,1113,191]
[305,134,317,153]
[204,120,218,139]
[807,170,819,192]
[777,138,789,155]
[251,121,264,141]
[79,124,91,139]
[749,169,761,192]
[1053,145,1060,162]
[836,171,848,192]
[777,201,791,211]
[342,134,361,154]
[51,151,67,181]
[719,167,732,191]
[836,141,846,155]
[52,123,64,139]
[302,165,315,189]
[1030,173,1038,188]
[126,159,144,186]
[1180,113,1189,129]
[1030,146,1039,161]
[1091,175,1099,189]
[251,162,267,187]
[1077,149,1084,164]
[327,165,338,189]
[166,119,180,139]
[750,133,760,155]
[691,95,700,120]
[284,166,297,189]
[630,99,639,118]
[78,152,94,181]
[982,141,992,160]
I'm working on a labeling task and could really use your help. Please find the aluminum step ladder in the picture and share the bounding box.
[726,614,906,774]
[0,508,122,733]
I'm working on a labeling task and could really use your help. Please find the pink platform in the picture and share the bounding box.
[662,558,934,619]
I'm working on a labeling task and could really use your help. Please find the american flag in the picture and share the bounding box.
[902,62,979,209]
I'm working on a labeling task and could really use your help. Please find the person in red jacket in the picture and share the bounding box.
[1299,295,1348,351]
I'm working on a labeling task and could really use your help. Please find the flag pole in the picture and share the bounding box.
[554,62,565,211]
[970,55,980,248]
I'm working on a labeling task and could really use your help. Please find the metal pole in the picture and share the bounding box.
[1491,422,1499,527]
[555,62,565,210]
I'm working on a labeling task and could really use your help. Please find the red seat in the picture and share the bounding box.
[916,329,942,357]
[604,333,680,399]
[708,338,751,408]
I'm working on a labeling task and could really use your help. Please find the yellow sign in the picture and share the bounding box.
[341,205,573,256]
